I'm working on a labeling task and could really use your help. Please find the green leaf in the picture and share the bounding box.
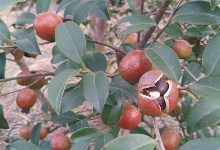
[187,98,220,133]
[63,0,82,19]
[0,104,9,129]
[71,127,102,143]
[85,35,95,51]
[95,133,114,150]
[55,22,86,67]
[90,0,110,20]
[145,44,182,83]
[36,0,51,14]
[56,0,76,13]
[211,0,220,10]
[127,0,135,9]
[54,60,80,76]
[164,23,183,37]
[51,111,79,123]
[39,141,51,150]
[104,134,155,150]
[110,81,137,102]
[173,1,220,25]
[196,128,212,138]
[30,123,42,145]
[115,15,156,36]
[130,126,151,137]
[0,0,25,10]
[51,45,67,64]
[179,138,220,150]
[185,27,204,38]
[68,115,89,132]
[16,28,41,55]
[86,52,107,72]
[110,125,120,138]
[61,86,85,113]
[13,12,36,25]
[189,77,220,99]
[0,52,6,79]
[202,33,220,76]
[9,140,42,150]
[181,62,201,86]
[48,69,80,114]
[70,140,91,150]
[81,71,109,113]
[0,19,11,43]
[101,90,123,125]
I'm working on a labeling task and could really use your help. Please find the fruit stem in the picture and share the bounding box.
[152,117,165,150]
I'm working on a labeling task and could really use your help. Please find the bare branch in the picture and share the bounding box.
[153,117,165,150]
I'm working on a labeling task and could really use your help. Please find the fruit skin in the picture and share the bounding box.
[40,127,48,140]
[117,105,141,130]
[16,71,32,86]
[124,33,138,45]
[33,12,63,41]
[19,124,34,140]
[119,50,152,83]
[16,88,37,109]
[161,128,180,150]
[50,133,71,150]
[169,102,182,117]
[29,75,46,90]
[172,40,192,59]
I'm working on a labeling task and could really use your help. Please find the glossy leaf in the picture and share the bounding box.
[30,123,42,145]
[180,94,192,122]
[39,141,51,150]
[145,44,182,83]
[61,86,85,113]
[71,140,91,150]
[55,22,86,67]
[130,126,151,137]
[51,111,79,123]
[48,69,80,114]
[16,28,41,55]
[0,52,6,79]
[63,0,82,19]
[0,19,10,43]
[110,125,120,138]
[173,1,220,25]
[54,60,80,76]
[115,15,156,36]
[71,127,102,143]
[85,35,95,51]
[36,0,51,14]
[95,133,114,150]
[104,134,155,150]
[179,138,220,150]
[187,98,220,133]
[164,23,183,37]
[110,81,137,102]
[181,62,201,86]
[13,12,36,25]
[0,0,25,10]
[69,115,89,132]
[85,52,107,72]
[90,0,110,20]
[81,71,109,113]
[211,0,220,10]
[0,104,9,129]
[189,77,220,99]
[51,45,67,64]
[185,27,204,38]
[101,90,123,125]
[57,0,75,13]
[202,33,220,76]
[9,140,42,150]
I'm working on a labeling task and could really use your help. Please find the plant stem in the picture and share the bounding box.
[153,117,165,150]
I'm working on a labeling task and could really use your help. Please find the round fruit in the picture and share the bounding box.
[124,33,138,45]
[29,73,46,90]
[33,12,63,41]
[117,105,141,130]
[40,127,48,140]
[137,70,178,117]
[16,88,37,113]
[172,40,192,59]
[161,128,180,150]
[19,124,34,140]
[169,102,182,117]
[50,133,71,150]
[16,71,32,86]
[119,50,152,83]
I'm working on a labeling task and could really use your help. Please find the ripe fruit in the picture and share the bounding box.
[119,50,152,83]
[137,70,178,117]
[19,124,34,140]
[172,40,192,59]
[50,133,71,150]
[40,127,48,140]
[124,33,138,45]
[117,105,141,130]
[16,71,32,86]
[16,88,37,113]
[161,128,181,150]
[29,73,46,90]
[33,12,63,41]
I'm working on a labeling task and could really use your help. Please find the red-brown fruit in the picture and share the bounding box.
[19,124,34,140]
[40,127,48,140]
[124,33,138,45]
[119,50,152,83]
[29,75,46,90]
[50,133,71,150]
[117,105,141,130]
[161,128,181,150]
[16,70,32,86]
[172,40,192,59]
[33,12,63,41]
[16,88,37,109]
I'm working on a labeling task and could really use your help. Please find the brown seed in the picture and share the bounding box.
[156,80,169,95]
[157,97,166,110]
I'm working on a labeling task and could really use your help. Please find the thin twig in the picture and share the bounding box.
[137,0,145,43]
[181,65,198,82]
[153,117,165,150]
[175,113,187,137]
[153,0,183,43]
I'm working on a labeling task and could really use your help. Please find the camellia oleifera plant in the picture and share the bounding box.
[1,0,220,150]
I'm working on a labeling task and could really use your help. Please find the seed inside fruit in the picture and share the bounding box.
[157,97,166,110]
[156,80,169,95]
